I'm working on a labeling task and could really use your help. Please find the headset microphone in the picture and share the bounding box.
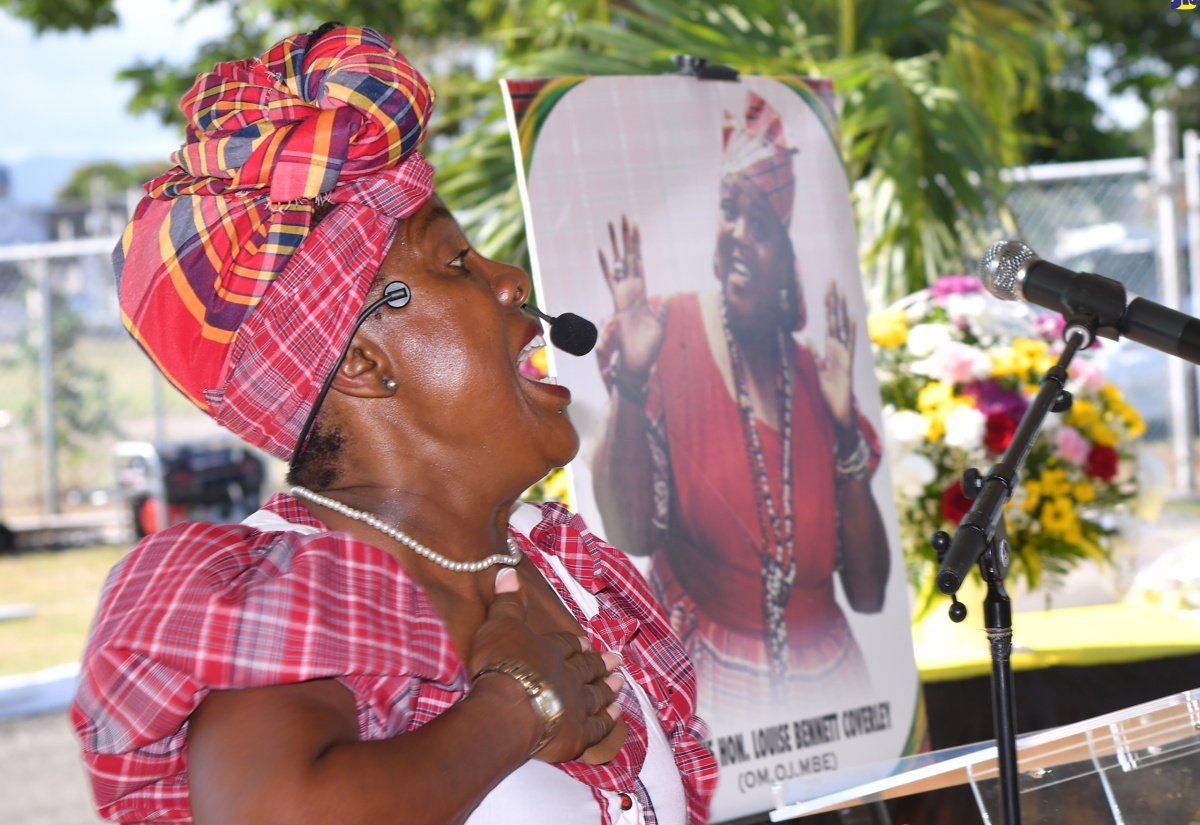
[522,304,599,357]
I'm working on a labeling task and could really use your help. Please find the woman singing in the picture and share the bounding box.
[72,24,715,825]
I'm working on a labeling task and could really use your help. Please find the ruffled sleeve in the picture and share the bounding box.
[71,510,465,822]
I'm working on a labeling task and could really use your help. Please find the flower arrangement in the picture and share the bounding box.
[869,275,1154,615]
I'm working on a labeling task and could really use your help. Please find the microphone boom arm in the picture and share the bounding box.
[935,324,1092,595]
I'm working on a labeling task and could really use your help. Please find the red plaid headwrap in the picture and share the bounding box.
[721,91,797,227]
[114,25,436,460]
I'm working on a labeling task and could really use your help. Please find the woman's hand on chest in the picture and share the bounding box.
[460,563,629,764]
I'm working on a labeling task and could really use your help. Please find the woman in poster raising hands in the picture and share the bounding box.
[592,92,890,714]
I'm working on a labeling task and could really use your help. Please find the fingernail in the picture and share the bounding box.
[607,702,624,720]
[601,652,623,671]
[495,567,518,591]
[605,673,624,692]
[579,636,593,652]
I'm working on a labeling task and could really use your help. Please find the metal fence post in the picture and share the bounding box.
[34,255,60,514]
[1152,109,1194,491]
[1186,129,1200,456]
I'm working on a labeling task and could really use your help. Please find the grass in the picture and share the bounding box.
[1,490,1199,680]
[0,545,128,677]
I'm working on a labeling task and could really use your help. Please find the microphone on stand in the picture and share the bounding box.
[522,304,599,357]
[978,240,1200,365]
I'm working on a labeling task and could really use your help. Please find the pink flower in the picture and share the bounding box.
[1068,357,1107,393]
[929,275,984,298]
[927,341,991,384]
[1034,313,1065,342]
[1056,426,1092,466]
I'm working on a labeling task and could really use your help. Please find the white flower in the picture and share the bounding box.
[890,452,938,499]
[943,405,986,452]
[884,407,930,451]
[1042,406,1062,433]
[905,323,953,358]
[942,293,988,325]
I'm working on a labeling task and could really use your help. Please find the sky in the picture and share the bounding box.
[0,0,231,202]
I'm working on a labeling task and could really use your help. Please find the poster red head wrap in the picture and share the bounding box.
[720,91,797,227]
[115,25,435,460]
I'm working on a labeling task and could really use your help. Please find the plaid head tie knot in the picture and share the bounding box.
[720,90,798,228]
[115,25,436,460]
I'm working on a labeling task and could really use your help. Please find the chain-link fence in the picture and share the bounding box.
[0,237,239,532]
[1004,158,1159,299]
[999,157,1178,443]
[997,113,1200,494]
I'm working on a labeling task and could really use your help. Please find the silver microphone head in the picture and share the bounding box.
[978,240,1038,301]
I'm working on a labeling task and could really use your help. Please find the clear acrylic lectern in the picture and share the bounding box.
[771,688,1200,823]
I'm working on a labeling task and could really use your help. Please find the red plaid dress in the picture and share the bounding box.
[71,495,716,823]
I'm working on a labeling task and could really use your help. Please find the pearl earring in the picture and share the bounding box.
[383,378,398,391]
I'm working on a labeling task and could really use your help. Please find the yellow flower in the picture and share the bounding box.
[1099,383,1124,405]
[541,467,571,506]
[1120,405,1146,438]
[990,348,1024,378]
[1074,481,1097,504]
[1013,338,1054,375]
[530,348,549,376]
[1022,480,1042,513]
[918,381,955,412]
[1088,421,1119,447]
[1038,468,1073,498]
[1040,497,1079,534]
[923,412,945,442]
[868,310,909,348]
[1013,338,1049,358]
[1067,399,1100,430]
[917,382,971,442]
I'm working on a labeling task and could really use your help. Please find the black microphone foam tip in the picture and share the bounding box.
[549,313,598,357]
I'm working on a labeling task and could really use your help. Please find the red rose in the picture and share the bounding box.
[941,482,974,525]
[1086,445,1119,481]
[984,413,1019,453]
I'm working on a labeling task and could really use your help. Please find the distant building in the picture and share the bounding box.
[0,163,49,246]
[45,176,129,334]
[0,164,127,340]
[0,163,50,340]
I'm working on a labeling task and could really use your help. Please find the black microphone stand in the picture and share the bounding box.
[930,317,1096,825]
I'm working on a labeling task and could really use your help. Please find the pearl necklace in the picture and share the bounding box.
[290,486,522,573]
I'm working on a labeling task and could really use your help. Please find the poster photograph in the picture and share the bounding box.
[503,74,923,822]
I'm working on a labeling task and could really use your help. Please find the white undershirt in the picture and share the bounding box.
[243,505,687,824]
[462,505,687,825]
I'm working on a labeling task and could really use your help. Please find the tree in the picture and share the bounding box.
[451,0,1063,303]
[1018,0,1200,163]
[55,160,168,203]
[1077,0,1200,136]
[6,0,1067,303]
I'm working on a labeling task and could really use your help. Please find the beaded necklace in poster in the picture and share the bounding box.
[719,297,796,686]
